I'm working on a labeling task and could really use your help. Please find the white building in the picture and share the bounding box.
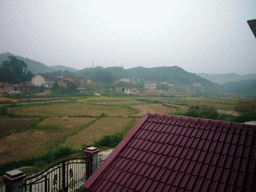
[145,82,157,91]
[31,74,55,88]
[121,78,130,83]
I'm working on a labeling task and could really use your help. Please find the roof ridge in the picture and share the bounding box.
[147,113,256,130]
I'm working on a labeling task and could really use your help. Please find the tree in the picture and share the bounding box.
[0,56,32,83]
[26,70,34,81]
[94,70,115,84]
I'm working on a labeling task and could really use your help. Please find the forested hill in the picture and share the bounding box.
[79,66,215,88]
[220,79,256,96]
[0,52,53,74]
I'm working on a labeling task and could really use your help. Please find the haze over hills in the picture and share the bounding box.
[1,52,256,95]
[197,73,256,84]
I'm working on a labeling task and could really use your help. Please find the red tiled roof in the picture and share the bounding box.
[84,113,256,192]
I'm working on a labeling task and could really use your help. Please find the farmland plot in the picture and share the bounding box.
[12,103,137,116]
[66,117,137,150]
[131,104,175,116]
[0,117,95,164]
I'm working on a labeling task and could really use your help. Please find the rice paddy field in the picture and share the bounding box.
[0,94,253,168]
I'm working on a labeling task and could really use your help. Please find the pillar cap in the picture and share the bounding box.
[3,169,26,182]
[84,147,99,155]
[6,170,24,178]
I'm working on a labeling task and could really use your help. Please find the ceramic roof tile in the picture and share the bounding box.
[211,153,220,166]
[246,135,253,146]
[185,148,196,160]
[199,164,209,178]
[218,155,227,167]
[166,171,179,185]
[162,156,173,168]
[138,163,150,176]
[84,113,256,192]
[153,182,164,191]
[243,146,251,158]
[201,179,211,191]
[240,158,248,172]
[193,177,204,191]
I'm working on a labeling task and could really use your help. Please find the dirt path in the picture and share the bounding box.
[217,110,239,116]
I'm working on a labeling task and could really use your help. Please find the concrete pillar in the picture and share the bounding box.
[85,147,99,179]
[3,169,26,192]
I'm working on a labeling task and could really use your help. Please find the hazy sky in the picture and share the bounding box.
[0,0,255,74]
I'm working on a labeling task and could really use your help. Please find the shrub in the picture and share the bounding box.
[233,111,256,123]
[185,105,219,120]
[94,133,124,148]
[0,107,8,116]
[47,144,73,161]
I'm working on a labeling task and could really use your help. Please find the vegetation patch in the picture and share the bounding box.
[185,105,219,120]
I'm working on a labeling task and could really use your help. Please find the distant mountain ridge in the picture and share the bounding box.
[197,73,256,84]
[79,66,216,89]
[220,78,256,96]
[0,52,78,74]
[0,52,54,74]
[49,65,77,73]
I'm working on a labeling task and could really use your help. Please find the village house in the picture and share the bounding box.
[77,88,91,94]
[86,79,100,84]
[84,113,256,191]
[193,83,202,87]
[115,85,138,94]
[161,82,174,92]
[31,73,55,88]
[16,82,35,92]
[60,76,77,87]
[145,82,157,91]
[0,82,15,93]
[120,78,130,83]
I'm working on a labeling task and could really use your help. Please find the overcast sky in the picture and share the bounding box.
[0,0,255,74]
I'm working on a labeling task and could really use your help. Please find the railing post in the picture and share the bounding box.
[3,169,26,192]
[62,161,66,192]
[85,147,99,179]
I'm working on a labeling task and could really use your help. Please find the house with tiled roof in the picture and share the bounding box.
[60,76,77,87]
[84,113,256,191]
[16,81,35,92]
